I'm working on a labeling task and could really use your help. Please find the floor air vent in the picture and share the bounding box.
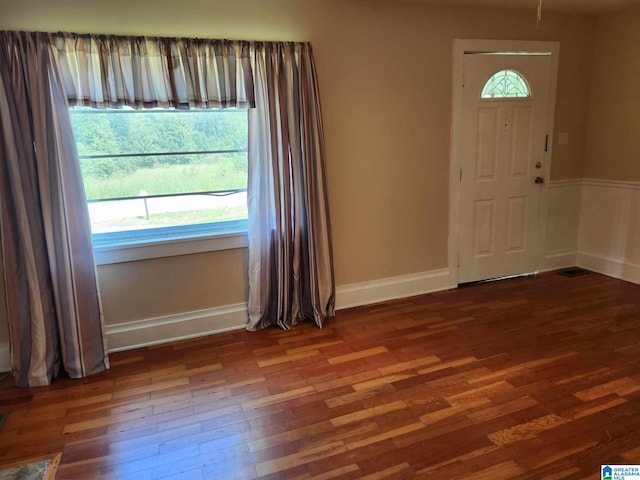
[558,267,591,277]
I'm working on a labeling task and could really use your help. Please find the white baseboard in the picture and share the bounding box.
[105,268,457,351]
[542,251,578,272]
[0,342,10,373]
[106,303,248,352]
[335,268,455,310]
[577,252,640,286]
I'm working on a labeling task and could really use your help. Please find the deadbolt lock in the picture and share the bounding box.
[535,161,542,169]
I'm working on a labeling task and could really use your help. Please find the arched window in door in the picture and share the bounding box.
[481,69,530,98]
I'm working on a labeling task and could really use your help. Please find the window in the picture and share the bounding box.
[481,69,530,99]
[70,108,249,263]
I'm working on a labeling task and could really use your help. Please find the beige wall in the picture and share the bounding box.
[98,249,247,324]
[584,6,640,181]
[0,0,595,330]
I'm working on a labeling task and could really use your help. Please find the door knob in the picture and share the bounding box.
[535,176,545,184]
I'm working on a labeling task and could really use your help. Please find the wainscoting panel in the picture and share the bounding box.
[543,179,581,271]
[578,179,640,284]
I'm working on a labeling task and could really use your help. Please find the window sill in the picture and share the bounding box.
[93,221,248,265]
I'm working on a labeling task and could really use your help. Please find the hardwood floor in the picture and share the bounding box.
[1,271,640,479]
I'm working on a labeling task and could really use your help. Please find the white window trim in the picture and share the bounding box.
[93,221,248,265]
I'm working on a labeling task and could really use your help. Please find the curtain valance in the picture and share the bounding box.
[51,32,255,109]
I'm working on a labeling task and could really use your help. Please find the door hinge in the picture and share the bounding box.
[462,74,465,88]
[459,169,463,182]
[544,134,549,152]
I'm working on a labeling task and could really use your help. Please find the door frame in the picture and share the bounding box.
[448,39,560,285]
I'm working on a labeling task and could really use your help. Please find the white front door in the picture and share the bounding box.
[457,49,557,283]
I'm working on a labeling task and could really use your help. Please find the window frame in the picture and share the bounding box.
[480,69,532,99]
[70,107,250,264]
[93,219,248,265]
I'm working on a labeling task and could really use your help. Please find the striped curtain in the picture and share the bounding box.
[0,30,334,386]
[247,42,335,331]
[0,31,109,386]
[0,31,257,386]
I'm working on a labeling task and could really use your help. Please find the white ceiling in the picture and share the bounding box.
[386,0,639,15]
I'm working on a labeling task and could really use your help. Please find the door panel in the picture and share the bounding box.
[476,108,499,180]
[510,107,533,177]
[458,53,554,283]
[506,196,527,252]
[473,199,495,256]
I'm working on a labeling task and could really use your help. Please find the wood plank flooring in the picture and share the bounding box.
[1,271,640,479]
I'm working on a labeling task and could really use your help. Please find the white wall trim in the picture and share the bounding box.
[543,179,582,270]
[335,268,455,310]
[548,178,583,188]
[101,172,640,353]
[105,268,457,352]
[95,231,248,265]
[578,252,640,285]
[106,303,248,352]
[542,251,578,272]
[544,178,640,190]
[0,342,10,373]
[582,178,640,190]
